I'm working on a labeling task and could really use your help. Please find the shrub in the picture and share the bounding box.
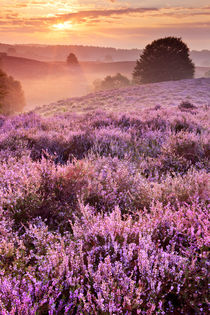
[161,131,209,174]
[82,157,152,214]
[62,133,94,162]
[178,101,197,111]
[93,73,130,91]
[170,117,201,134]
[154,169,209,206]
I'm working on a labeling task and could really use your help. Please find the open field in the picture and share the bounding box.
[35,77,210,115]
[0,77,209,313]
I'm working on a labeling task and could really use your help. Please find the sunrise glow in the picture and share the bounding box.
[0,0,210,49]
[52,21,73,31]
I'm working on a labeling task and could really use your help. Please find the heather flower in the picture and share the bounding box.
[0,93,209,313]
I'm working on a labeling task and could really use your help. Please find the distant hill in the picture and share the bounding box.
[1,42,210,66]
[0,53,64,78]
[0,43,141,62]
[1,54,208,81]
[0,54,136,85]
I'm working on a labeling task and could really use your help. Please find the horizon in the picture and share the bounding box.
[1,1,210,50]
[1,41,210,53]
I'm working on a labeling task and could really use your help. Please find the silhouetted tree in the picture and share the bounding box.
[66,53,79,66]
[94,73,130,91]
[0,69,25,115]
[133,37,195,84]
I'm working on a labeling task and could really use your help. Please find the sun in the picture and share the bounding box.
[52,21,73,31]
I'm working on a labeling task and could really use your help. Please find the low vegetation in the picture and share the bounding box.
[0,91,209,313]
[93,73,130,91]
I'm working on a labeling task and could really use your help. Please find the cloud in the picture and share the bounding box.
[38,7,158,23]
[152,6,210,18]
[1,5,210,29]
[2,5,209,29]
[0,4,210,49]
[0,7,159,29]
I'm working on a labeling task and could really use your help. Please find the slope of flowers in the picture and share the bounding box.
[0,82,209,314]
[35,77,210,116]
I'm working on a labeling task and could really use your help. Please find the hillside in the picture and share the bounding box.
[0,54,64,78]
[34,77,210,116]
[0,54,136,79]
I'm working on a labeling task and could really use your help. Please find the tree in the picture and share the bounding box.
[0,69,25,115]
[133,37,195,84]
[66,53,79,66]
[93,73,130,91]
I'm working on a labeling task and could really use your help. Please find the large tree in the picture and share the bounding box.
[133,37,195,84]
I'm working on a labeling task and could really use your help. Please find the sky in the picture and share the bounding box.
[0,0,210,50]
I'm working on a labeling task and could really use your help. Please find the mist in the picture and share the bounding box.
[0,50,209,112]
[21,65,210,111]
[22,73,89,110]
[12,67,133,111]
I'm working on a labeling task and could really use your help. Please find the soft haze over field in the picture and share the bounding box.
[1,0,210,49]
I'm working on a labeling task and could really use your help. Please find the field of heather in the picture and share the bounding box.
[0,79,209,314]
[35,77,210,116]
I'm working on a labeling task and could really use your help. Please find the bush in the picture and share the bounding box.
[133,37,195,84]
[93,73,130,91]
[160,131,209,174]
[178,101,197,111]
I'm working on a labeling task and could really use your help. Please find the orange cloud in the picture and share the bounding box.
[0,3,209,50]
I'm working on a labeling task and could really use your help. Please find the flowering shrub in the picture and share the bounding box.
[161,131,209,174]
[0,92,209,313]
